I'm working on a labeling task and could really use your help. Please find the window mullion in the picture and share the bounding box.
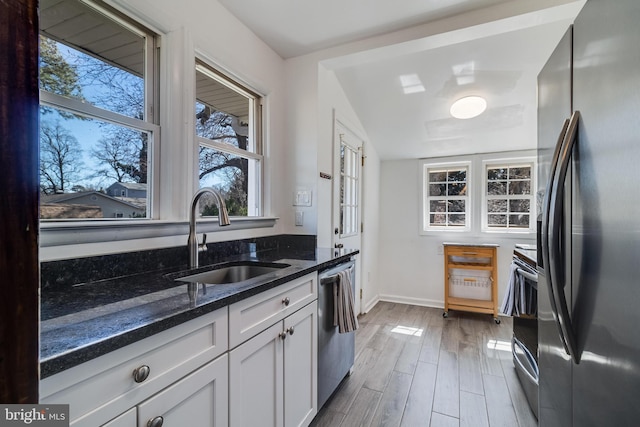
[196,136,263,161]
[40,91,158,133]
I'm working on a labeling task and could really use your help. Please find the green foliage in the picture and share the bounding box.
[39,37,87,120]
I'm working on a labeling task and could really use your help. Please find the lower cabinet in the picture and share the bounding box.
[40,307,228,427]
[229,301,317,427]
[137,354,228,427]
[42,273,319,427]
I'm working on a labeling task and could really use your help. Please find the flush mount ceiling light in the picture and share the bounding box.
[450,96,487,119]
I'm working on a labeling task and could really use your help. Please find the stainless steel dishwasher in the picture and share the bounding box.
[317,259,356,409]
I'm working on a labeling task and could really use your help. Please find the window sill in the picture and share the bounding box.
[40,217,279,247]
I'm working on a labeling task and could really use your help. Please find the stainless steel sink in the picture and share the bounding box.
[177,262,290,285]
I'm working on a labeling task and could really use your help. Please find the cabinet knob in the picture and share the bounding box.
[279,332,287,340]
[133,365,151,383]
[287,326,295,336]
[147,416,164,427]
[282,297,290,306]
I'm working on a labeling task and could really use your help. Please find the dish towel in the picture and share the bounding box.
[500,262,520,316]
[333,268,358,333]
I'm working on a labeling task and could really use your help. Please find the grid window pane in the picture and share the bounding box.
[449,200,465,213]
[431,214,446,225]
[488,214,507,227]
[449,214,466,226]
[487,181,507,195]
[485,162,534,230]
[448,169,466,182]
[425,165,469,229]
[429,171,447,182]
[429,184,446,197]
[448,183,467,196]
[510,167,531,179]
[487,167,508,180]
[339,142,359,236]
[430,200,446,213]
[488,199,507,213]
[509,214,530,227]
[509,180,531,195]
[509,199,530,213]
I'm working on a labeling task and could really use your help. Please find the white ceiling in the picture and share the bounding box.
[218,0,586,159]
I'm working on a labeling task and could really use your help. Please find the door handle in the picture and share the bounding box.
[540,119,569,350]
[541,117,571,355]
[548,110,580,363]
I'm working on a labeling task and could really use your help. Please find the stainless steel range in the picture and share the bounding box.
[511,244,539,419]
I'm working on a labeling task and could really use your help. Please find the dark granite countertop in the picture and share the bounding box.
[40,246,358,378]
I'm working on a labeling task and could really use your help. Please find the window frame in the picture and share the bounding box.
[338,135,360,238]
[38,0,160,220]
[420,160,472,233]
[481,158,536,233]
[194,60,265,218]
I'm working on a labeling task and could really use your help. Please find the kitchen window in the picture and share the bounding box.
[483,161,535,232]
[39,0,159,220]
[421,162,471,232]
[195,61,263,217]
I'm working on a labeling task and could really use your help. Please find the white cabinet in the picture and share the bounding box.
[40,307,228,427]
[283,302,317,427]
[229,300,317,427]
[229,321,284,427]
[138,354,228,427]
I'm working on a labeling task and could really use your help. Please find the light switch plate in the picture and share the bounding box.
[295,211,304,226]
[293,190,312,206]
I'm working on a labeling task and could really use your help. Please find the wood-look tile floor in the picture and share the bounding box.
[311,302,537,427]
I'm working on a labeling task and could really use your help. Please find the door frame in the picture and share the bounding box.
[332,114,364,315]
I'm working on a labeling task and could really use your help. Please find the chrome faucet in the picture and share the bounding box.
[188,187,231,269]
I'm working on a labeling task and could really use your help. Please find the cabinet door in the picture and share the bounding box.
[283,301,317,427]
[229,322,284,427]
[137,354,228,427]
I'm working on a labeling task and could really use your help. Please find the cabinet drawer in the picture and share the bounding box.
[446,246,495,259]
[229,273,317,349]
[40,307,228,427]
[446,246,495,266]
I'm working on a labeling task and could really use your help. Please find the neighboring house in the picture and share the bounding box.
[41,191,146,219]
[106,182,147,199]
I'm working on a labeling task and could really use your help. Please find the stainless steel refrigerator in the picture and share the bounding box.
[537,0,640,425]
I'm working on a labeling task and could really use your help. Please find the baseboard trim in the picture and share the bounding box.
[377,294,444,309]
[361,296,380,314]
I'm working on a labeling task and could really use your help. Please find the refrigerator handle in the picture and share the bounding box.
[548,110,581,364]
[541,118,571,353]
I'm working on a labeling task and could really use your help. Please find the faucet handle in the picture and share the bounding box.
[198,233,208,252]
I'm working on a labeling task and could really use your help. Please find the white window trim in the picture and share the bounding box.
[420,160,472,234]
[481,157,537,234]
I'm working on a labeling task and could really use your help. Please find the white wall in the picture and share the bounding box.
[284,52,383,311]
[378,157,536,310]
